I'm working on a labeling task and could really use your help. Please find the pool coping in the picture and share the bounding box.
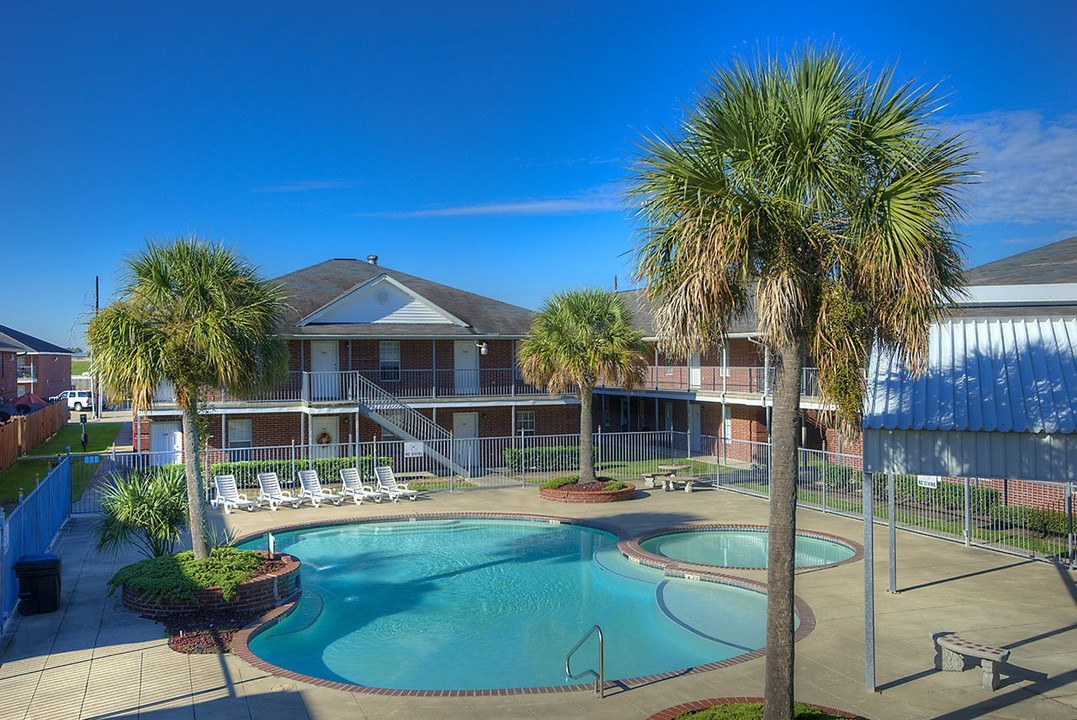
[230,512,817,697]
[620,523,864,574]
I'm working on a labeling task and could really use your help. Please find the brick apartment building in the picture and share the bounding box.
[0,325,73,402]
[137,257,580,471]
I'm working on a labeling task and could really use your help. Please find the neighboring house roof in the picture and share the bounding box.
[862,317,1077,482]
[0,325,71,354]
[273,259,536,337]
[964,235,1077,286]
[616,288,758,339]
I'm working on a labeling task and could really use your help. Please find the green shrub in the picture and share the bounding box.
[816,466,1000,512]
[210,455,393,488]
[503,446,578,472]
[540,476,578,490]
[95,467,188,558]
[675,701,846,719]
[603,480,630,491]
[989,505,1070,536]
[109,547,265,602]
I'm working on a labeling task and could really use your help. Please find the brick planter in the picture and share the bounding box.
[539,483,636,503]
[121,552,301,619]
[648,696,863,720]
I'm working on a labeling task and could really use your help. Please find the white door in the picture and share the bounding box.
[150,422,183,466]
[688,403,702,453]
[688,351,702,390]
[452,411,479,470]
[310,341,340,400]
[311,416,339,460]
[454,341,479,396]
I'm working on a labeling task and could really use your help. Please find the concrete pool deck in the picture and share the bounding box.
[2,486,1075,719]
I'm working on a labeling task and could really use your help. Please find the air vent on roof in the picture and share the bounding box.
[367,255,379,265]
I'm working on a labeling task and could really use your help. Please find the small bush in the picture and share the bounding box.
[109,547,264,602]
[95,467,188,558]
[675,701,847,719]
[989,505,1070,536]
[540,476,578,490]
[603,480,630,491]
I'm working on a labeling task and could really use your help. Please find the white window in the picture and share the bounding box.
[380,341,401,382]
[516,410,535,437]
[228,419,253,461]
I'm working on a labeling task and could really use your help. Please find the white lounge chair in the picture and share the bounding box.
[211,474,257,513]
[256,472,300,510]
[298,469,344,507]
[373,465,418,502]
[339,467,383,504]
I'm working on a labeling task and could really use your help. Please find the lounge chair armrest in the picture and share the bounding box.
[238,493,249,501]
[280,490,296,498]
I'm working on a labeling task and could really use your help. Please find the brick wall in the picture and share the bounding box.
[293,338,517,372]
[0,350,15,403]
[23,354,72,399]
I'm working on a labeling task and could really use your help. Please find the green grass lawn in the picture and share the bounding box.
[0,422,123,506]
[71,359,92,375]
[596,456,722,479]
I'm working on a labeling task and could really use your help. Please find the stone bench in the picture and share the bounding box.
[642,473,696,493]
[932,632,1010,690]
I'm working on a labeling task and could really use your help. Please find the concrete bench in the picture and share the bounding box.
[932,632,1010,690]
[642,473,696,493]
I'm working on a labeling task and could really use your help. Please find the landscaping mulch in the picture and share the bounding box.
[163,552,287,655]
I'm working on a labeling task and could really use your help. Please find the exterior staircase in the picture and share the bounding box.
[354,374,470,477]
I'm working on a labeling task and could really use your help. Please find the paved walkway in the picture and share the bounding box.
[2,487,1075,719]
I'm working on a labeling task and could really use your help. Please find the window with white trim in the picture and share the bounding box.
[380,341,401,382]
[228,418,253,461]
[664,354,674,376]
[516,410,535,437]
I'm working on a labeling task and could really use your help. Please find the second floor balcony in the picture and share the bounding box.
[598,366,822,398]
[153,367,559,406]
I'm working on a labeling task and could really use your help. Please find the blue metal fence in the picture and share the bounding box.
[1,456,72,621]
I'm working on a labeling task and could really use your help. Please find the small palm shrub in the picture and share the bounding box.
[95,467,189,558]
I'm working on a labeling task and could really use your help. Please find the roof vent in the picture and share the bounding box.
[367,254,379,265]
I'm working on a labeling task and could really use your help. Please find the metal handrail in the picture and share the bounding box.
[354,373,450,441]
[565,624,604,698]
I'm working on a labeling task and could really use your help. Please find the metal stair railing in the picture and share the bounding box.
[565,625,604,698]
[354,374,449,442]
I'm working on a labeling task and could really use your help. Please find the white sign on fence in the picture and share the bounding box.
[404,442,424,458]
[917,475,939,489]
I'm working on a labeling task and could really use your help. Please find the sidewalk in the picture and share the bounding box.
[2,487,1075,719]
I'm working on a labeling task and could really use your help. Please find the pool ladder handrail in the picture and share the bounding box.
[565,624,604,698]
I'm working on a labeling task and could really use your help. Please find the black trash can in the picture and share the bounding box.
[14,553,62,615]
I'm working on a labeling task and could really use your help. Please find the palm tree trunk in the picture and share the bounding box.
[763,339,804,720]
[578,386,596,484]
[181,400,210,559]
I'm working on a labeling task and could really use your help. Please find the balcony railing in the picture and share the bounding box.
[151,368,558,406]
[598,366,823,397]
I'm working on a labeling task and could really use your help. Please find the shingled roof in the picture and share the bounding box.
[964,235,1077,286]
[273,259,536,337]
[0,325,71,354]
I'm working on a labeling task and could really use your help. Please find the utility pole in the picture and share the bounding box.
[93,275,101,419]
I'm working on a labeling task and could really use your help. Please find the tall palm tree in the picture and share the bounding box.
[518,289,647,484]
[629,45,970,720]
[87,238,288,559]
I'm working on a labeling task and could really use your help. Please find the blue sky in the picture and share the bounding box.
[3,1,1076,347]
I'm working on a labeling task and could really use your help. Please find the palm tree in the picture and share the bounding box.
[518,289,647,484]
[629,46,970,720]
[87,238,288,559]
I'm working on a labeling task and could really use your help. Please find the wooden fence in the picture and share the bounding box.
[0,403,70,473]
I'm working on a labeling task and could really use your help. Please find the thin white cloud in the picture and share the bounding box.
[953,111,1077,225]
[359,184,624,218]
[252,180,355,194]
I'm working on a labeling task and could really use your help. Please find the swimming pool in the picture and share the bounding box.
[238,517,790,692]
[638,526,857,570]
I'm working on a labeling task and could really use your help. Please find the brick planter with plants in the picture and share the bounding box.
[538,476,637,503]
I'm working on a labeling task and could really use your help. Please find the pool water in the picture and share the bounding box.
[240,519,777,691]
[640,528,855,569]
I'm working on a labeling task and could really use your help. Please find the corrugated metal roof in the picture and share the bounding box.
[864,317,1077,435]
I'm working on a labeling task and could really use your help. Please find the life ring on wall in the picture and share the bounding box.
[315,431,333,445]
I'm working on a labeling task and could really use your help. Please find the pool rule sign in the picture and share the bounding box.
[404,442,424,458]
